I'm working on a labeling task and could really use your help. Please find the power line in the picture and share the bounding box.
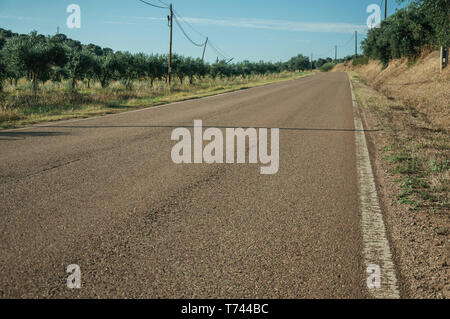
[338,33,356,48]
[173,9,207,38]
[207,42,226,59]
[156,0,169,7]
[176,12,232,62]
[208,39,230,58]
[208,40,231,60]
[315,47,335,59]
[137,1,232,62]
[173,9,233,62]
[313,30,360,61]
[138,0,169,9]
[173,14,207,47]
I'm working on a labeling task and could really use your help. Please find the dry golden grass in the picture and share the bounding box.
[333,50,450,128]
[330,62,349,72]
[351,67,449,298]
[0,107,23,122]
[0,71,310,128]
[351,71,449,213]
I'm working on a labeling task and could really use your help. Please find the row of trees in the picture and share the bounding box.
[0,28,317,93]
[362,0,449,65]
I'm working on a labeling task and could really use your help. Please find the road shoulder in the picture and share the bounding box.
[349,71,449,299]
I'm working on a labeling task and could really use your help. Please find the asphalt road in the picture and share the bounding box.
[1,72,372,298]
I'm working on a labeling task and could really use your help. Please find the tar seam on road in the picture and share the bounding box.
[4,126,379,132]
[349,74,400,299]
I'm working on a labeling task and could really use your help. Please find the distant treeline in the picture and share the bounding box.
[0,28,323,92]
[362,0,449,66]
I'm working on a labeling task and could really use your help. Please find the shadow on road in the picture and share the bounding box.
[32,125,381,133]
[0,126,380,141]
[0,131,70,141]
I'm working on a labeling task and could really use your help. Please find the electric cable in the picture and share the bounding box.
[173,13,207,47]
[138,0,168,9]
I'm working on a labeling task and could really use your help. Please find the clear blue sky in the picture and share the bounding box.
[0,0,407,63]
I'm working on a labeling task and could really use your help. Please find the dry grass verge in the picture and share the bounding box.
[334,50,449,128]
[350,71,449,298]
[0,71,310,129]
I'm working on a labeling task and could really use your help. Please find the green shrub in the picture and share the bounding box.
[352,56,369,66]
[319,63,335,72]
[361,0,449,64]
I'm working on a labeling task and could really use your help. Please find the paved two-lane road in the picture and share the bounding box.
[0,72,392,298]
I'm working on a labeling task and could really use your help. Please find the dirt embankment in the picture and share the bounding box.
[333,50,449,129]
[341,51,449,298]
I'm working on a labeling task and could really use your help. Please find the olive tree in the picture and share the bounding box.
[148,54,166,86]
[65,42,95,90]
[0,51,6,92]
[2,31,66,92]
[94,52,118,88]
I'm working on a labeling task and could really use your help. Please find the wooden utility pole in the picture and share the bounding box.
[355,31,358,58]
[445,48,449,70]
[310,54,313,71]
[441,46,449,73]
[335,45,337,63]
[202,37,208,62]
[385,0,387,20]
[168,3,173,86]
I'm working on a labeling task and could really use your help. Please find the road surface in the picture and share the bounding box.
[0,72,393,298]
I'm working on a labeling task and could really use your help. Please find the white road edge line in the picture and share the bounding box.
[348,74,400,299]
[2,75,318,133]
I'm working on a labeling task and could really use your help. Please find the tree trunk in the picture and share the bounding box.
[101,75,107,88]
[32,72,38,93]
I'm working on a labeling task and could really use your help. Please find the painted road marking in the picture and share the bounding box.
[349,74,400,299]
